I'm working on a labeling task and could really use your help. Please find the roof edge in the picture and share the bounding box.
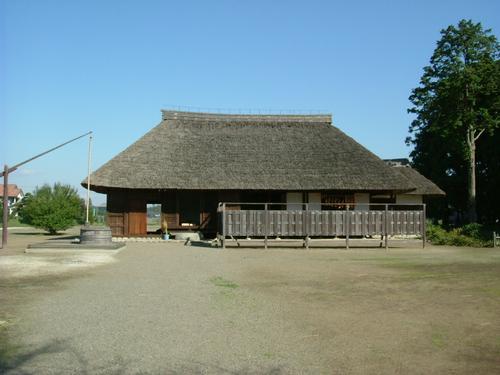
[161,110,332,123]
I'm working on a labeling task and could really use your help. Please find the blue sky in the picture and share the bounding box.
[1,0,499,205]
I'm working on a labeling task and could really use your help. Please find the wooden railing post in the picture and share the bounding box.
[422,204,426,249]
[345,204,350,249]
[264,203,268,249]
[305,203,309,249]
[384,204,389,250]
[222,203,226,249]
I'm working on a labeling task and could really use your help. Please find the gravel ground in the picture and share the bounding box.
[5,243,323,374]
[1,238,500,374]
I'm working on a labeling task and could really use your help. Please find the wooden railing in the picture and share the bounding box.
[217,202,426,249]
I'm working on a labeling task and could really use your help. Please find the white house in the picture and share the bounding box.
[0,184,24,215]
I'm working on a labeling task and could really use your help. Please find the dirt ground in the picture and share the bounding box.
[1,228,500,374]
[0,227,117,278]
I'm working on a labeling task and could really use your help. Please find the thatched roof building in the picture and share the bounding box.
[392,165,445,196]
[89,111,413,193]
[87,111,443,236]
[385,159,445,196]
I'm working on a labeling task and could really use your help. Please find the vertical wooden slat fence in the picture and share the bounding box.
[218,203,426,249]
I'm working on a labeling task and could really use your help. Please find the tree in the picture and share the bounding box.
[407,20,500,223]
[17,183,85,234]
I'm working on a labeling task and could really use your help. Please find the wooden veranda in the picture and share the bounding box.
[217,203,426,249]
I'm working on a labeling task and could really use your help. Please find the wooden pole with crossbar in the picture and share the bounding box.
[1,131,92,249]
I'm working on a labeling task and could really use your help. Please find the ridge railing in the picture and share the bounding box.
[217,202,426,249]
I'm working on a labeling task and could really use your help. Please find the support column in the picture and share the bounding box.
[422,204,426,249]
[305,203,309,250]
[264,203,268,250]
[222,203,226,249]
[345,204,350,249]
[385,204,389,250]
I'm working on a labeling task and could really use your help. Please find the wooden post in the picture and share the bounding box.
[222,203,226,249]
[0,133,92,248]
[384,204,389,250]
[422,204,426,249]
[345,204,349,249]
[305,203,309,250]
[85,134,93,224]
[264,203,268,249]
[1,165,8,249]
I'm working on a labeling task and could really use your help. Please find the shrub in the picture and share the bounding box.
[17,183,85,234]
[426,222,492,247]
[459,223,484,238]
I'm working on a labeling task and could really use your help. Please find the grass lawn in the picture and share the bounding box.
[4,218,30,228]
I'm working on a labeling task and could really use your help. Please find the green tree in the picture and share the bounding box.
[407,20,500,223]
[17,183,85,234]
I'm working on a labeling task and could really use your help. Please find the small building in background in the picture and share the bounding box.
[384,159,445,204]
[0,184,24,215]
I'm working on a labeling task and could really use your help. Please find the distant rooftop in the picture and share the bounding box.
[384,159,445,196]
[0,184,23,198]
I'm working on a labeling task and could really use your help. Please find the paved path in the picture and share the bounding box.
[6,243,329,374]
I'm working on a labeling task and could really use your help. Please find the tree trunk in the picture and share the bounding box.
[467,131,478,223]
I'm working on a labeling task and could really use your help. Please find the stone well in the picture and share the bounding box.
[80,225,113,245]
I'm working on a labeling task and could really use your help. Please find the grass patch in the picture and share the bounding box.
[381,261,500,287]
[6,218,30,228]
[263,352,275,359]
[209,277,242,310]
[481,286,500,297]
[209,276,239,289]
[431,331,447,349]
[398,271,457,281]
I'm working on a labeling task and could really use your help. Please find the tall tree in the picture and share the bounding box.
[407,20,500,223]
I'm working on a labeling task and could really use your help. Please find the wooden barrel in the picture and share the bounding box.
[80,225,112,245]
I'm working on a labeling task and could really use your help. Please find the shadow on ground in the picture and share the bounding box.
[1,337,284,374]
[0,337,130,375]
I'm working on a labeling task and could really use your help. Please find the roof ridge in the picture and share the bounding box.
[161,110,332,123]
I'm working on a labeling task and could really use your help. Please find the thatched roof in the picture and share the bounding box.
[389,164,445,196]
[87,111,417,193]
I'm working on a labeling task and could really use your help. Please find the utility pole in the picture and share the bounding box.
[1,131,92,249]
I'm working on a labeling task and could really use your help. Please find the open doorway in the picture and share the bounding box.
[146,203,162,234]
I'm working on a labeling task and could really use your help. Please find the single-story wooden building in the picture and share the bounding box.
[384,158,445,204]
[85,111,444,237]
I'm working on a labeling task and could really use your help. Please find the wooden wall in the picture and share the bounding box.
[106,189,237,237]
[105,189,375,237]
[107,191,127,236]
